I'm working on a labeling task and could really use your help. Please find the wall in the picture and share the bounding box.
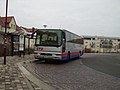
[7,18,16,33]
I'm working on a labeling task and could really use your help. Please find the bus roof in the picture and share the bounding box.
[37,28,83,38]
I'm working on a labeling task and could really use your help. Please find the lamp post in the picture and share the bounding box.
[4,0,8,65]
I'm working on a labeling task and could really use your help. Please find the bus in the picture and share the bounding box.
[34,29,84,61]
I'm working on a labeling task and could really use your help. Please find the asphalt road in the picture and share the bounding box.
[82,53,120,78]
[24,53,120,90]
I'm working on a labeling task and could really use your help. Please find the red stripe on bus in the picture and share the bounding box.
[71,52,80,55]
[57,52,80,56]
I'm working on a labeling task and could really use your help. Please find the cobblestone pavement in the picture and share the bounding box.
[24,53,120,90]
[0,55,42,90]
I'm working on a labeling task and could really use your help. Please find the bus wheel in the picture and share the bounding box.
[79,51,81,59]
[68,51,70,60]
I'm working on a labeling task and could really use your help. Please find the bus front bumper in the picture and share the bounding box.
[34,53,62,60]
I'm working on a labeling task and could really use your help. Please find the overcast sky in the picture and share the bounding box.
[0,0,120,37]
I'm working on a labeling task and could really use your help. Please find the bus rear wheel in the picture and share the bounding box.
[68,51,70,60]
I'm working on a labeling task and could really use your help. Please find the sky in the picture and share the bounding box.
[0,0,120,37]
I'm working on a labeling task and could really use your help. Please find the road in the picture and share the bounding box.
[24,53,120,90]
[82,53,120,78]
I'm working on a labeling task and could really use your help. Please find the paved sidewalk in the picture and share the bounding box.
[0,55,42,90]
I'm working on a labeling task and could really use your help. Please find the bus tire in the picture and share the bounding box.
[68,51,70,60]
[79,51,81,59]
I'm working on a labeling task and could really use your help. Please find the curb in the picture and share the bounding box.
[17,61,55,90]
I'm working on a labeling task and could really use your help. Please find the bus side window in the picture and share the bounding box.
[62,31,66,52]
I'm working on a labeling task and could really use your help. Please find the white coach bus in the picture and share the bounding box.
[34,29,84,61]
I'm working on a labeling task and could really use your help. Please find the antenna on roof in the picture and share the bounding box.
[43,24,47,28]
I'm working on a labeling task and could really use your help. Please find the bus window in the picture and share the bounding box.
[35,29,62,47]
[36,35,40,45]
[62,31,66,52]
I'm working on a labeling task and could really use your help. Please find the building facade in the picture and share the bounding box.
[0,16,16,33]
[16,26,36,54]
[0,16,36,56]
[83,36,120,53]
[0,16,17,56]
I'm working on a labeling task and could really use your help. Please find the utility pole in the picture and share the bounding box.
[4,0,8,65]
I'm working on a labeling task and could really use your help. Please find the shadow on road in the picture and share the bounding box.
[31,58,79,65]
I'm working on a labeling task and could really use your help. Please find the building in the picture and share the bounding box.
[0,16,36,56]
[0,16,17,56]
[0,16,16,33]
[15,26,36,54]
[0,17,4,43]
[83,35,120,53]
[19,26,35,50]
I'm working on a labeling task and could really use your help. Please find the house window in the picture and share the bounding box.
[14,25,16,29]
[11,24,15,29]
[11,24,13,28]
[91,42,95,48]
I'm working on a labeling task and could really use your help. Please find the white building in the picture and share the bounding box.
[83,35,120,53]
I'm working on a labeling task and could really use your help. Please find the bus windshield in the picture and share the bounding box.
[35,29,62,47]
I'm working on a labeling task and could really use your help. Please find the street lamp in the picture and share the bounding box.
[4,0,8,65]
